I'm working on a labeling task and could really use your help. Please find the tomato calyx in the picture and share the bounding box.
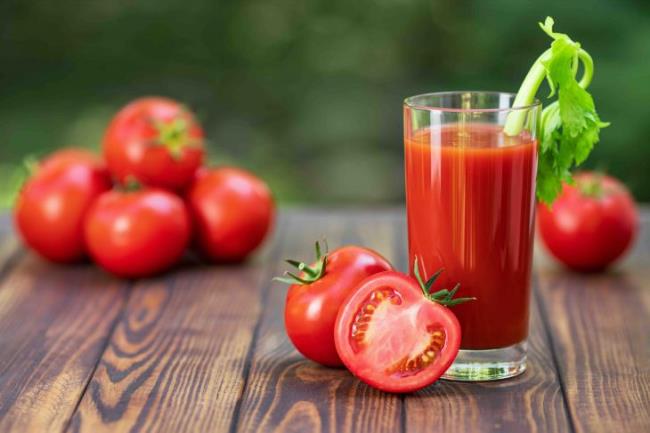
[412,258,475,306]
[152,116,199,160]
[577,173,605,199]
[116,176,143,192]
[275,240,329,285]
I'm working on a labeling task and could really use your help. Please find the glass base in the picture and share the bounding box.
[442,341,527,382]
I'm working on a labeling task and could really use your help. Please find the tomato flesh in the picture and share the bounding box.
[335,272,460,393]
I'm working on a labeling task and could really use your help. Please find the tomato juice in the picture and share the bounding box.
[404,123,537,349]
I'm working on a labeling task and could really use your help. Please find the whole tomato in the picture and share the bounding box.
[279,242,393,367]
[84,188,191,278]
[14,148,112,263]
[187,167,274,262]
[103,97,204,191]
[538,172,638,271]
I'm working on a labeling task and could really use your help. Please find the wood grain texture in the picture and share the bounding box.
[67,217,286,433]
[0,208,648,433]
[0,251,128,432]
[535,211,650,433]
[233,210,403,433]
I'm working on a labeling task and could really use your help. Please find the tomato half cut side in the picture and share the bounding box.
[335,271,463,393]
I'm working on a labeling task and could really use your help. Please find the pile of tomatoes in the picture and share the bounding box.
[15,97,274,278]
[280,242,473,393]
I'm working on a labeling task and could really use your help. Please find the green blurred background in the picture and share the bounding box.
[1,0,649,206]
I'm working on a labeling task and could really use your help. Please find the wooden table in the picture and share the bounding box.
[0,209,648,433]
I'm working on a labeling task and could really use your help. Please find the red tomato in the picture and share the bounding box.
[538,172,638,271]
[103,97,204,191]
[281,243,393,367]
[14,149,112,263]
[335,267,468,393]
[187,167,274,262]
[84,188,191,278]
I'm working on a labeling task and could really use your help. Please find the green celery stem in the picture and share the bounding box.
[503,50,550,136]
[503,48,593,137]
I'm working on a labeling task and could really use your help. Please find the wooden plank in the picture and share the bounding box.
[0,251,128,432]
[233,210,403,433]
[67,216,286,433]
[536,210,650,433]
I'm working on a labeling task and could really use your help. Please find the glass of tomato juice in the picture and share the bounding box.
[403,91,541,381]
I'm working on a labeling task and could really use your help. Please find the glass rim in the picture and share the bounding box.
[403,91,542,113]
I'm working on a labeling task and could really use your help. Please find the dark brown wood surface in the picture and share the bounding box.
[0,209,647,433]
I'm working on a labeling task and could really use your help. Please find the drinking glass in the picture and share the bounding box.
[403,91,541,381]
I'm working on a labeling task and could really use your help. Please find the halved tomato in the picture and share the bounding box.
[334,264,472,393]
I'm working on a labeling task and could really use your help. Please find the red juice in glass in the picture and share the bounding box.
[403,92,541,381]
